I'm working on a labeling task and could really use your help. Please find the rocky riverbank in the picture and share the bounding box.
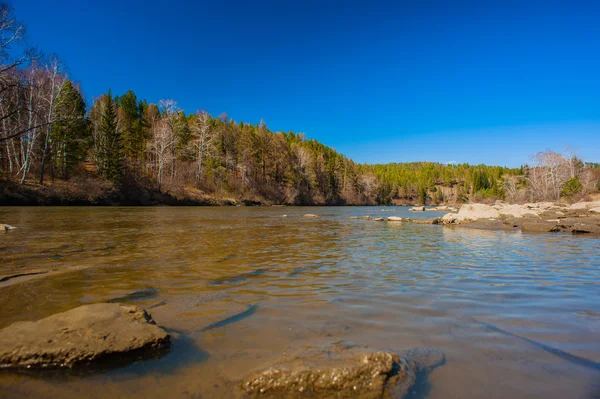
[439,201,600,235]
[345,200,600,236]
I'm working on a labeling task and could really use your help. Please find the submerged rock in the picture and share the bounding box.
[411,218,440,225]
[303,214,318,218]
[0,303,170,370]
[1,224,16,231]
[242,346,444,399]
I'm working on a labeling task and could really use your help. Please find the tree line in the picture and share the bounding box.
[0,3,598,205]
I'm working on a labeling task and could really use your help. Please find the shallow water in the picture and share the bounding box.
[0,206,599,398]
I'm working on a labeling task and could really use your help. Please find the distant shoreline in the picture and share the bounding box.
[0,180,451,207]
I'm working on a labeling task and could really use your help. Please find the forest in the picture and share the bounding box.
[0,4,598,206]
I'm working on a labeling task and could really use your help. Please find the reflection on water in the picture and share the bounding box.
[0,206,599,398]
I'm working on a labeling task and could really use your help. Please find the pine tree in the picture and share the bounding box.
[98,91,124,181]
[51,80,89,179]
[119,90,146,162]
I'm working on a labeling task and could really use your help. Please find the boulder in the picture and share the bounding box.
[569,201,600,210]
[441,203,500,224]
[498,205,540,219]
[373,217,384,221]
[411,218,440,225]
[521,220,560,233]
[387,216,403,222]
[571,223,600,235]
[303,214,318,218]
[409,206,425,212]
[589,207,600,214]
[1,224,16,231]
[242,346,444,399]
[0,303,170,370]
[524,202,558,210]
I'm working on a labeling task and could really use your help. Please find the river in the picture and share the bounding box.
[0,206,599,398]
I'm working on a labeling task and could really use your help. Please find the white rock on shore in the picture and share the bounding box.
[570,201,600,210]
[497,204,539,219]
[441,204,500,224]
[441,200,600,227]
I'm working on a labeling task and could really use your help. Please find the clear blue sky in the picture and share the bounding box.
[16,0,600,167]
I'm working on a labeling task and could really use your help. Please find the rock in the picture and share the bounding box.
[523,202,557,210]
[373,217,384,221]
[0,303,170,370]
[589,207,600,213]
[303,214,318,218]
[521,220,560,233]
[387,216,403,222]
[409,206,425,212]
[1,224,16,231]
[360,216,371,220]
[571,223,600,235]
[242,346,444,399]
[411,218,440,225]
[569,201,600,210]
[498,204,540,219]
[349,216,359,219]
[425,206,456,212]
[441,204,500,225]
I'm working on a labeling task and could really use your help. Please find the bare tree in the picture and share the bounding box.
[38,55,66,184]
[158,99,180,182]
[190,110,213,185]
[148,119,175,189]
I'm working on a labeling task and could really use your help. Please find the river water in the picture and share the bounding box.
[0,207,599,398]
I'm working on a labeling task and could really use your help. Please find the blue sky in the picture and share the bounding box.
[16,0,600,167]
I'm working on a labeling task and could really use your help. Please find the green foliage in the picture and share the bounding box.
[561,176,583,198]
[81,89,523,205]
[118,90,147,162]
[97,91,124,182]
[417,185,427,205]
[51,80,89,178]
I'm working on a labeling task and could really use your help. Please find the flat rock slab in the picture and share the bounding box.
[521,220,561,233]
[0,303,170,370]
[242,346,444,398]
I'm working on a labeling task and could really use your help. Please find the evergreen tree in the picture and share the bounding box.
[118,90,146,162]
[98,91,124,181]
[51,80,89,179]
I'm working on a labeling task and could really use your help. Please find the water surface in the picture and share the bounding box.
[0,207,599,398]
